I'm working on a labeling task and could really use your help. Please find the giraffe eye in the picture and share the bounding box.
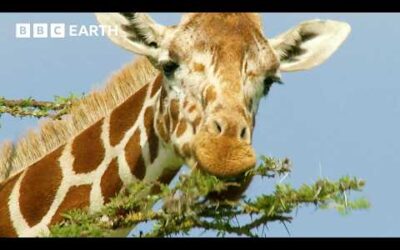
[162,62,179,78]
[263,76,282,96]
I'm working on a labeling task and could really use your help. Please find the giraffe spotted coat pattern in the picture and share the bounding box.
[0,13,351,237]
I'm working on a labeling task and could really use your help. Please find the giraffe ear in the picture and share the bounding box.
[269,19,351,72]
[95,13,166,60]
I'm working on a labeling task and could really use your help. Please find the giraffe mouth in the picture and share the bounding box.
[206,172,253,201]
[186,158,252,201]
[218,172,247,183]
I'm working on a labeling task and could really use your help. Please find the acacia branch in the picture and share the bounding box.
[0,99,63,109]
[48,156,369,238]
[0,95,81,119]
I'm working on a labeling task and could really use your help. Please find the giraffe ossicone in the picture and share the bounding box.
[0,13,351,237]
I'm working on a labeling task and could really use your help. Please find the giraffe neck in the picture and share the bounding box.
[0,73,183,237]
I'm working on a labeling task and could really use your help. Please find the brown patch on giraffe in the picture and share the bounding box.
[151,74,163,97]
[101,158,123,204]
[134,155,146,180]
[176,119,187,137]
[159,87,167,113]
[192,117,202,134]
[125,130,146,180]
[159,168,180,184]
[247,70,258,78]
[188,105,197,113]
[204,86,217,106]
[150,168,180,194]
[164,113,171,133]
[193,63,205,72]
[169,99,180,121]
[181,143,192,158]
[156,117,170,143]
[144,107,159,164]
[72,118,105,174]
[213,104,224,113]
[169,99,180,133]
[19,146,64,227]
[109,84,148,146]
[0,172,22,237]
[49,184,91,225]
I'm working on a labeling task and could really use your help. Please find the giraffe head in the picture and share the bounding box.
[96,13,350,180]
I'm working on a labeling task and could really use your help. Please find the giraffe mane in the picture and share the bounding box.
[0,56,158,183]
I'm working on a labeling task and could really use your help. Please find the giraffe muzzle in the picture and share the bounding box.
[193,131,256,178]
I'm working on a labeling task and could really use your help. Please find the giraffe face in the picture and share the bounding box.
[97,12,351,178]
[158,14,280,178]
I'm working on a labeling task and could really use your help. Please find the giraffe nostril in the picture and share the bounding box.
[240,127,247,140]
[214,120,223,134]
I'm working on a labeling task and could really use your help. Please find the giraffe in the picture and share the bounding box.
[0,13,351,237]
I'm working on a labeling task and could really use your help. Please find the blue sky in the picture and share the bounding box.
[1,13,399,237]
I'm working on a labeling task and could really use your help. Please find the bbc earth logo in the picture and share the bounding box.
[15,23,119,38]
